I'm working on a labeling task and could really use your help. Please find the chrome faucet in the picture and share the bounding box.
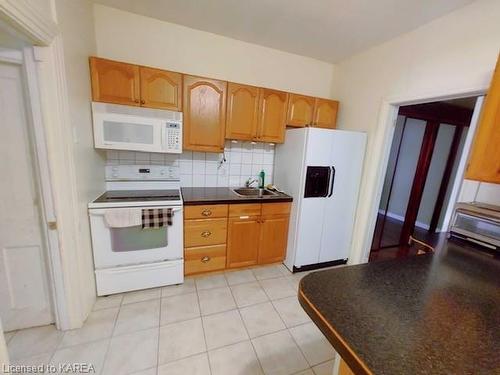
[245,178,259,188]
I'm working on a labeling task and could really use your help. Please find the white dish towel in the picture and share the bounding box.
[104,209,142,228]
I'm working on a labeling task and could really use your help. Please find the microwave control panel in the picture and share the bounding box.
[164,122,182,153]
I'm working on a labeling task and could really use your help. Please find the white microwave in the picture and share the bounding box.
[91,102,182,154]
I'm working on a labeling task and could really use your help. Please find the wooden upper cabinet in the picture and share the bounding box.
[286,94,315,127]
[226,83,260,140]
[183,75,227,152]
[139,66,182,111]
[257,89,288,143]
[90,57,140,106]
[466,56,500,183]
[313,98,339,129]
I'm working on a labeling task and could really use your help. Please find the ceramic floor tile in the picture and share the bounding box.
[224,269,257,286]
[50,339,108,374]
[158,352,211,375]
[295,370,315,375]
[239,302,286,338]
[93,294,123,311]
[289,323,335,366]
[102,328,158,375]
[114,299,160,336]
[252,265,285,280]
[160,292,200,325]
[158,317,206,364]
[230,282,269,308]
[276,264,293,276]
[208,340,263,375]
[10,353,52,367]
[122,288,161,305]
[195,273,228,290]
[59,307,119,348]
[198,286,236,315]
[285,275,301,290]
[8,325,63,360]
[252,330,309,375]
[272,297,311,328]
[259,277,296,300]
[161,278,196,298]
[130,367,157,375]
[4,331,16,344]
[312,360,335,375]
[202,310,249,350]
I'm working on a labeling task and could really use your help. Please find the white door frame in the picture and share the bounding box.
[0,0,86,331]
[356,87,487,264]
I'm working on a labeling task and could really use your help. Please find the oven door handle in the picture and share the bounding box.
[89,207,183,216]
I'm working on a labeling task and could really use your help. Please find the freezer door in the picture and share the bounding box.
[319,131,366,263]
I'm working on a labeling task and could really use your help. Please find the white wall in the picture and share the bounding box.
[54,0,104,319]
[331,0,500,263]
[93,4,335,98]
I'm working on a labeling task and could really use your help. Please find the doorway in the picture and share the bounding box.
[0,58,55,331]
[370,98,477,259]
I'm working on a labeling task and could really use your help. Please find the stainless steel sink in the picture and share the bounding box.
[232,188,278,198]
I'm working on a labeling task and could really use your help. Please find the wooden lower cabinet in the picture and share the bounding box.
[339,358,355,375]
[184,202,290,275]
[226,216,261,268]
[184,245,227,275]
[258,214,290,264]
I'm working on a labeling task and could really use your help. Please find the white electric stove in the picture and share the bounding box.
[88,165,184,296]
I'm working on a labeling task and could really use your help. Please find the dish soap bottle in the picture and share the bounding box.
[259,170,265,188]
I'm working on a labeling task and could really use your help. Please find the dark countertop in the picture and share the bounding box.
[181,187,293,205]
[299,240,500,375]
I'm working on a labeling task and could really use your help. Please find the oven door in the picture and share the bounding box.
[89,206,183,269]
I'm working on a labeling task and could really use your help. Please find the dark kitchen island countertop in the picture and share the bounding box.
[298,239,500,375]
[181,187,293,205]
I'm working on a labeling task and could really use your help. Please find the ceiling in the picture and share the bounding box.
[94,0,474,63]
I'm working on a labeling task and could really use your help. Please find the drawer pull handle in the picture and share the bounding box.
[201,209,212,216]
[201,256,211,263]
[201,231,212,237]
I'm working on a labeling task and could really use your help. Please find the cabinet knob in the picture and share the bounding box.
[134,99,139,103]
[201,209,212,217]
[140,99,145,104]
[201,231,212,238]
[201,256,211,263]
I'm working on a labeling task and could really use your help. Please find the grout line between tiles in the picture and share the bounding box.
[98,299,121,375]
[194,280,212,375]
[156,288,162,371]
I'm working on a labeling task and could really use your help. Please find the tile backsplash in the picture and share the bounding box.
[106,141,275,187]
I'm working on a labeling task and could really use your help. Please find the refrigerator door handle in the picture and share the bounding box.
[323,167,332,197]
[327,166,336,197]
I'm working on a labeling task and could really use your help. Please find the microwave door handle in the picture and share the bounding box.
[327,166,335,197]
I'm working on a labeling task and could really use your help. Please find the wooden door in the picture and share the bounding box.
[227,216,261,268]
[183,75,227,152]
[90,57,140,106]
[257,89,288,143]
[466,56,500,183]
[258,214,289,264]
[313,98,339,129]
[225,83,260,140]
[286,94,315,127]
[140,66,182,111]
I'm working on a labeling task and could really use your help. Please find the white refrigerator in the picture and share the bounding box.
[275,128,366,271]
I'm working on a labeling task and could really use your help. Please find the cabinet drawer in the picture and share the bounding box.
[185,204,228,219]
[184,218,227,247]
[229,203,262,217]
[184,245,226,275]
[261,202,291,216]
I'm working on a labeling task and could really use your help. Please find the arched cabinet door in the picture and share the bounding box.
[257,88,288,144]
[140,66,182,111]
[90,57,140,106]
[183,75,227,152]
[286,94,315,127]
[312,99,339,129]
[225,82,260,140]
